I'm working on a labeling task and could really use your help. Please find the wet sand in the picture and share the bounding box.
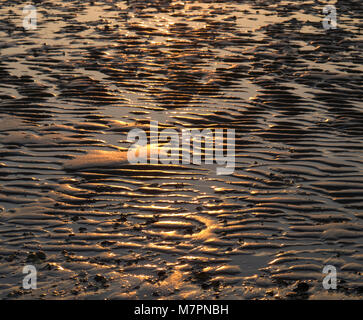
[0,0,362,299]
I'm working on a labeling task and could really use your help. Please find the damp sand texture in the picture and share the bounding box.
[0,0,362,300]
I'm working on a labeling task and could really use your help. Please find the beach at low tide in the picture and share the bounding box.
[0,0,362,299]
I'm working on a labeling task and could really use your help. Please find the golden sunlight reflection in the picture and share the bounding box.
[0,0,362,301]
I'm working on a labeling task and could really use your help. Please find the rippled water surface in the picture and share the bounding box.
[0,0,362,299]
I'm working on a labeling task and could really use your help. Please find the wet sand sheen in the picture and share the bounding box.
[0,0,362,299]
